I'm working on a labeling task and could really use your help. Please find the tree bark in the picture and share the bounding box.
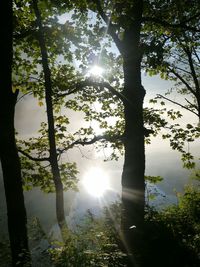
[120,1,145,265]
[196,91,200,122]
[0,0,30,265]
[32,0,68,239]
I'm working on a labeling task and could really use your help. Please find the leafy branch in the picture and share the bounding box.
[143,15,200,33]
[57,79,136,110]
[91,0,123,53]
[18,148,49,162]
[156,94,199,117]
[57,133,123,155]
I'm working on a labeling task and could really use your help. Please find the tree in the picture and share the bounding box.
[13,0,200,265]
[145,0,200,169]
[63,2,145,263]
[0,0,30,265]
[67,1,200,264]
[13,0,92,241]
[32,0,69,238]
[145,0,200,121]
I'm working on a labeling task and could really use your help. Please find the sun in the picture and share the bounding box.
[88,65,104,77]
[82,167,110,197]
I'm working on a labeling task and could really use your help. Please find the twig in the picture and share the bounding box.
[18,149,49,162]
[157,94,199,117]
[17,91,33,103]
[91,0,123,53]
[185,98,198,111]
[169,67,196,96]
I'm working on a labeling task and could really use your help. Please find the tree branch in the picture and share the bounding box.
[168,67,197,96]
[57,79,133,107]
[91,0,123,53]
[193,47,200,65]
[184,47,200,94]
[185,98,198,111]
[83,79,129,103]
[57,134,123,155]
[13,30,35,40]
[142,16,200,33]
[18,149,50,162]
[157,94,199,117]
[56,83,83,98]
[57,126,153,156]
[72,134,121,146]
[17,91,33,103]
[175,66,192,76]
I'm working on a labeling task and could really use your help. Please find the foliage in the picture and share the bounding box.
[145,175,163,184]
[49,203,127,267]
[0,240,11,267]
[17,117,79,193]
[28,217,47,242]
[144,0,200,168]
[13,0,83,194]
[162,123,200,169]
[149,96,200,168]
[13,0,200,261]
[48,185,200,267]
[14,0,200,179]
[142,184,200,267]
[160,185,200,254]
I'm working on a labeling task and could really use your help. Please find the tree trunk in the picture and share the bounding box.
[0,1,30,265]
[120,1,145,265]
[121,58,145,266]
[196,92,200,122]
[32,0,68,239]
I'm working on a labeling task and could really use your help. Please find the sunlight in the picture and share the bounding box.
[91,120,104,135]
[88,65,104,77]
[82,167,110,197]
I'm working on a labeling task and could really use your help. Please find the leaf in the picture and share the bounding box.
[38,101,44,107]
[12,85,17,93]
[145,175,163,184]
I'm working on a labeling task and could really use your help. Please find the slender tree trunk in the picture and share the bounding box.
[196,92,200,122]
[0,1,30,265]
[120,1,145,265]
[32,0,68,239]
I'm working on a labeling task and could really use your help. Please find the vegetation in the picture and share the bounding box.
[0,1,30,265]
[49,204,127,267]
[0,0,199,266]
[48,185,200,267]
[142,185,200,267]
[1,185,200,266]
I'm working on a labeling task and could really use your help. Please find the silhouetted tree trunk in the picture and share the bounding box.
[120,1,145,265]
[0,0,30,266]
[32,0,68,239]
[73,0,145,263]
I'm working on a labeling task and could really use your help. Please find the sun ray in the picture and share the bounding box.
[99,189,137,266]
